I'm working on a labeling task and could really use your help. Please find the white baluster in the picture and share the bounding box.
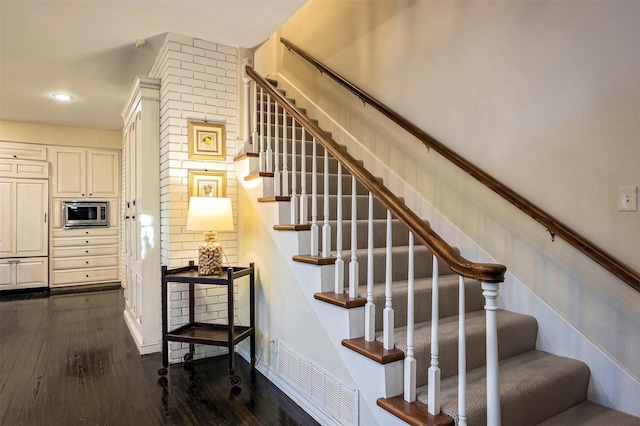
[258,87,265,171]
[310,137,318,256]
[290,120,298,225]
[282,110,289,197]
[383,210,394,350]
[251,80,258,153]
[483,282,501,426]
[458,275,467,426]
[364,192,375,342]
[265,94,273,172]
[299,128,308,224]
[428,255,441,415]
[348,176,359,298]
[242,60,251,153]
[273,102,281,196]
[404,232,416,402]
[322,146,331,257]
[334,163,344,293]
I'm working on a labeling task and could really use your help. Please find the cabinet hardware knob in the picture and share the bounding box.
[125,216,130,219]
[86,231,89,234]
[86,250,89,253]
[86,275,89,278]
[86,261,89,264]
[82,194,85,196]
[86,241,89,243]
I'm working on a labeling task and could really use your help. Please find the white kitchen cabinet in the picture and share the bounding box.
[121,76,162,354]
[0,142,47,161]
[0,178,48,258]
[0,258,48,290]
[49,147,119,198]
[0,159,49,290]
[49,227,120,288]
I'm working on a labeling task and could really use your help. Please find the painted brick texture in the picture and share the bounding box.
[149,33,240,362]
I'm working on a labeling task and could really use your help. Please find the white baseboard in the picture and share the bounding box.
[123,309,161,355]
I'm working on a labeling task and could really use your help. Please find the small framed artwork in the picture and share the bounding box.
[188,121,226,160]
[188,170,226,198]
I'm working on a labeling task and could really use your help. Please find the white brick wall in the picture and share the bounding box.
[149,33,240,363]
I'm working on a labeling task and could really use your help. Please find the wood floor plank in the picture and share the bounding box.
[0,289,318,426]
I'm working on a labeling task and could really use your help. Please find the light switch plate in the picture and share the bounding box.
[618,186,637,212]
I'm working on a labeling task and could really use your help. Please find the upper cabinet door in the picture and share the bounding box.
[50,147,86,198]
[49,147,119,199]
[87,150,119,198]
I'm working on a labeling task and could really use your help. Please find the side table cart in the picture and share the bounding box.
[157,261,255,387]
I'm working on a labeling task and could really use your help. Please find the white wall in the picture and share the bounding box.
[254,0,640,384]
[148,33,240,362]
[0,120,121,150]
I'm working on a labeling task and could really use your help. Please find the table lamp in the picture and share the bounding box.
[186,196,234,276]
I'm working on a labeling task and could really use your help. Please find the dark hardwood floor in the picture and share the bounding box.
[0,289,319,426]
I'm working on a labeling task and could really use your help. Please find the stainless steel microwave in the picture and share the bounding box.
[62,201,109,228]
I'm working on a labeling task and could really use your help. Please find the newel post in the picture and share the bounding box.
[242,59,255,154]
[482,281,501,426]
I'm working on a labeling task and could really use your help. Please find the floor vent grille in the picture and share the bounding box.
[277,340,358,426]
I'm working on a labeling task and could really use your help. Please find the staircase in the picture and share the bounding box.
[237,76,640,425]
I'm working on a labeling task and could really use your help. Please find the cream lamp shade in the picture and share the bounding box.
[186,196,234,232]
[186,196,233,276]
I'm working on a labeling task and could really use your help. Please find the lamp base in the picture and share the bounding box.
[198,232,223,276]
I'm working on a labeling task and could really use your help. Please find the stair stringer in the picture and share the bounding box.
[271,73,640,418]
[237,159,410,426]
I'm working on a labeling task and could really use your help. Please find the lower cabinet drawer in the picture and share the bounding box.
[51,267,119,286]
[52,255,119,270]
[52,245,119,258]
[52,236,119,248]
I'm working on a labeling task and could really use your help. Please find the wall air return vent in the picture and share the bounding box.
[277,340,358,426]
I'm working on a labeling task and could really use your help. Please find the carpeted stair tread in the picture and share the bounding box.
[319,218,419,251]
[416,350,590,426]
[363,274,485,330]
[380,309,538,386]
[337,245,443,287]
[306,194,390,221]
[537,400,640,425]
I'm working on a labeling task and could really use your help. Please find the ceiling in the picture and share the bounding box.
[0,0,305,131]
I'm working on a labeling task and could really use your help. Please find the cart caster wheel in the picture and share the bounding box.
[230,375,241,387]
[158,367,168,376]
[157,376,168,387]
[184,352,193,363]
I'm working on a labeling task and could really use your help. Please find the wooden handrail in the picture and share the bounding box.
[279,37,640,292]
[246,65,506,283]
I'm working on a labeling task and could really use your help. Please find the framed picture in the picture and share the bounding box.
[188,170,226,198]
[188,121,226,160]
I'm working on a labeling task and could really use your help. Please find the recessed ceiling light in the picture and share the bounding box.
[52,93,73,101]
